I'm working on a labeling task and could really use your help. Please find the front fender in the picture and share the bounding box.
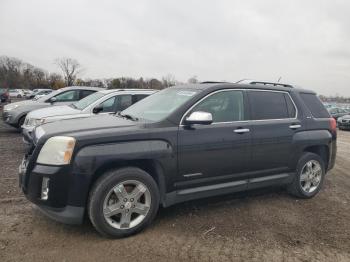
[67,140,175,207]
[73,140,174,174]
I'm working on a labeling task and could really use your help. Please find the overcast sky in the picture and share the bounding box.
[1,0,350,96]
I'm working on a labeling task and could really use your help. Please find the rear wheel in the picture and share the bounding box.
[288,152,325,198]
[88,167,160,238]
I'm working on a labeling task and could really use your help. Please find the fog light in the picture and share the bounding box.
[41,177,50,200]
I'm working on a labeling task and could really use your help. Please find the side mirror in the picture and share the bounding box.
[49,97,57,104]
[93,105,103,114]
[184,111,213,125]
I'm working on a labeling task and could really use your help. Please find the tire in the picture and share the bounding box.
[88,167,160,238]
[17,115,26,129]
[288,152,325,199]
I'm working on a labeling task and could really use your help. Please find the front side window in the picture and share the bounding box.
[189,90,245,123]
[249,91,295,120]
[99,96,116,112]
[53,90,79,102]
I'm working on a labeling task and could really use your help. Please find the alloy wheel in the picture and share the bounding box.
[300,160,322,193]
[103,180,151,230]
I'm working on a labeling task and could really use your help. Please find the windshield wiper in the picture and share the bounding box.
[116,112,138,121]
[70,104,77,109]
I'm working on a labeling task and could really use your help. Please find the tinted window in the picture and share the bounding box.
[116,95,133,111]
[190,90,245,122]
[249,91,293,120]
[284,94,296,118]
[133,94,148,103]
[300,93,330,118]
[53,90,79,102]
[80,90,96,99]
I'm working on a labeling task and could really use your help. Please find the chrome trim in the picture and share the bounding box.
[179,89,298,126]
[177,180,247,195]
[289,124,301,129]
[233,128,250,133]
[249,173,289,183]
[183,173,203,178]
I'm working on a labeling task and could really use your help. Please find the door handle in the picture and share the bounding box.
[289,124,301,129]
[234,128,250,134]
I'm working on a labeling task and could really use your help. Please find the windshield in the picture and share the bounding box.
[72,91,105,110]
[121,88,199,122]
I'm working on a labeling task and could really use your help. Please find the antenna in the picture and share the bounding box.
[277,77,282,83]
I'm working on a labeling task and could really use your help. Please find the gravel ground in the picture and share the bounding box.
[0,117,349,262]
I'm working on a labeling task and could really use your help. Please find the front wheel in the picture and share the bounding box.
[88,167,160,238]
[288,152,325,198]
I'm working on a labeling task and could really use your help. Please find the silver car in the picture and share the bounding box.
[2,86,102,129]
[22,89,156,143]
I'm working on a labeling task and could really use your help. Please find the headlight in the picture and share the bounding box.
[37,136,76,165]
[25,118,47,127]
[4,104,19,111]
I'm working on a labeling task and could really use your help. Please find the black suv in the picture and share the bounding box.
[19,81,337,238]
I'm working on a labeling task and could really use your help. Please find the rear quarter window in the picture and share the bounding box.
[299,93,330,118]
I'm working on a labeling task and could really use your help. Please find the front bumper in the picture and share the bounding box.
[19,156,85,225]
[338,121,350,130]
[2,110,18,126]
[36,205,85,225]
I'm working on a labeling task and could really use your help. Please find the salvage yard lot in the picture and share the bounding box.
[0,120,349,262]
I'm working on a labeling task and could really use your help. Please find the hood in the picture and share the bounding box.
[7,99,39,107]
[27,105,80,119]
[341,114,350,120]
[39,114,137,139]
[5,99,49,112]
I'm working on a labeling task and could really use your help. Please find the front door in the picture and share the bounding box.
[177,90,251,190]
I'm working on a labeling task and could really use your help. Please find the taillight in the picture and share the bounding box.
[330,118,337,133]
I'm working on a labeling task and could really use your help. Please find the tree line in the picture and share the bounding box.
[0,55,199,90]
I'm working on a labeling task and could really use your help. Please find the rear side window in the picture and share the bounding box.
[80,90,96,99]
[300,93,330,118]
[249,91,295,120]
[115,95,133,111]
[133,94,148,103]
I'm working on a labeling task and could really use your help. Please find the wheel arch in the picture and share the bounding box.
[90,159,167,206]
[303,145,329,170]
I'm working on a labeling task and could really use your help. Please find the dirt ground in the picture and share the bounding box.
[0,118,349,262]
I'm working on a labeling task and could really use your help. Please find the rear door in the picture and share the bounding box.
[247,90,300,173]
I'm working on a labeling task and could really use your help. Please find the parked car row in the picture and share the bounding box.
[3,86,101,128]
[5,80,336,238]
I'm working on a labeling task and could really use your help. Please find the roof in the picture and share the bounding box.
[62,86,104,91]
[99,89,157,94]
[170,81,315,94]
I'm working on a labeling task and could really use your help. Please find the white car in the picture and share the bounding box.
[22,89,156,143]
[8,89,24,98]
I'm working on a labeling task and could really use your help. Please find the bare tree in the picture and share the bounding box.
[187,75,198,84]
[55,58,82,86]
[162,74,176,88]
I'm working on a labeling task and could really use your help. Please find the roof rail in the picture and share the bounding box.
[249,81,294,88]
[200,81,229,84]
